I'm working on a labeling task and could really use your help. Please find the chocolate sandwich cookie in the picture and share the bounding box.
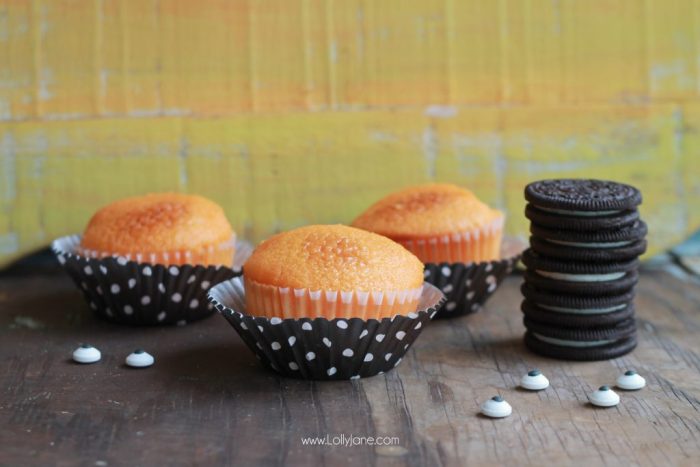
[522,249,639,280]
[524,331,637,361]
[525,204,640,231]
[530,220,647,245]
[525,179,642,213]
[521,282,635,311]
[523,316,636,341]
[521,300,635,328]
[529,236,647,262]
[523,270,638,295]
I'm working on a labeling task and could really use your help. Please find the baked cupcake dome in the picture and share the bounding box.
[80,193,235,266]
[243,224,424,319]
[352,183,504,263]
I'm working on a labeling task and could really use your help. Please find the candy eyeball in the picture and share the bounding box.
[589,385,620,407]
[520,369,549,391]
[125,349,154,368]
[72,344,101,364]
[616,370,645,391]
[480,396,512,418]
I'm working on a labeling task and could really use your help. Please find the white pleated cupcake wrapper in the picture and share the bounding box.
[77,235,238,265]
[244,277,424,320]
[208,277,446,380]
[52,234,252,326]
[424,236,525,318]
[398,215,505,263]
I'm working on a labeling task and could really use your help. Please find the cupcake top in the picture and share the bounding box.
[243,224,423,291]
[81,193,233,255]
[352,183,502,238]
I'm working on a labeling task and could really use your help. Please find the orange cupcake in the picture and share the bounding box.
[243,224,424,319]
[352,183,504,264]
[79,193,235,267]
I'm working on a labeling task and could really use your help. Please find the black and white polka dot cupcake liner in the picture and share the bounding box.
[52,234,252,326]
[424,236,524,318]
[207,277,445,380]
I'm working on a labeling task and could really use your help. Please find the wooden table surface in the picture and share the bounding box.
[1,254,699,466]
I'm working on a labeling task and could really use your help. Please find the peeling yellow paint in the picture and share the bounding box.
[0,0,699,266]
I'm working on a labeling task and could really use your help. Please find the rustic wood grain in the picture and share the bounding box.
[0,258,699,466]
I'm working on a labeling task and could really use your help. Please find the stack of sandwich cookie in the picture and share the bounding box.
[521,179,646,360]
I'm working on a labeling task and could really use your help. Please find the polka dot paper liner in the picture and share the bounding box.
[208,277,445,380]
[52,234,252,326]
[424,236,524,319]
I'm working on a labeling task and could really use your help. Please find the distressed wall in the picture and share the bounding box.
[1,0,699,266]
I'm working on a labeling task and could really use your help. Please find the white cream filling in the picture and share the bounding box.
[538,303,627,315]
[536,206,621,217]
[535,270,626,282]
[546,239,634,248]
[533,333,616,348]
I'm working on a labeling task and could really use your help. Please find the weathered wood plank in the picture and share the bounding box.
[0,261,699,466]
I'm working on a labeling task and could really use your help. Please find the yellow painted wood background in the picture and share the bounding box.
[1,0,699,266]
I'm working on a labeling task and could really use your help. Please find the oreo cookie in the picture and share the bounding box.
[523,269,638,295]
[521,241,641,295]
[523,316,636,341]
[525,179,642,212]
[529,236,647,263]
[524,331,637,361]
[521,282,635,310]
[525,204,640,231]
[521,300,635,328]
[530,220,647,245]
[522,249,639,277]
